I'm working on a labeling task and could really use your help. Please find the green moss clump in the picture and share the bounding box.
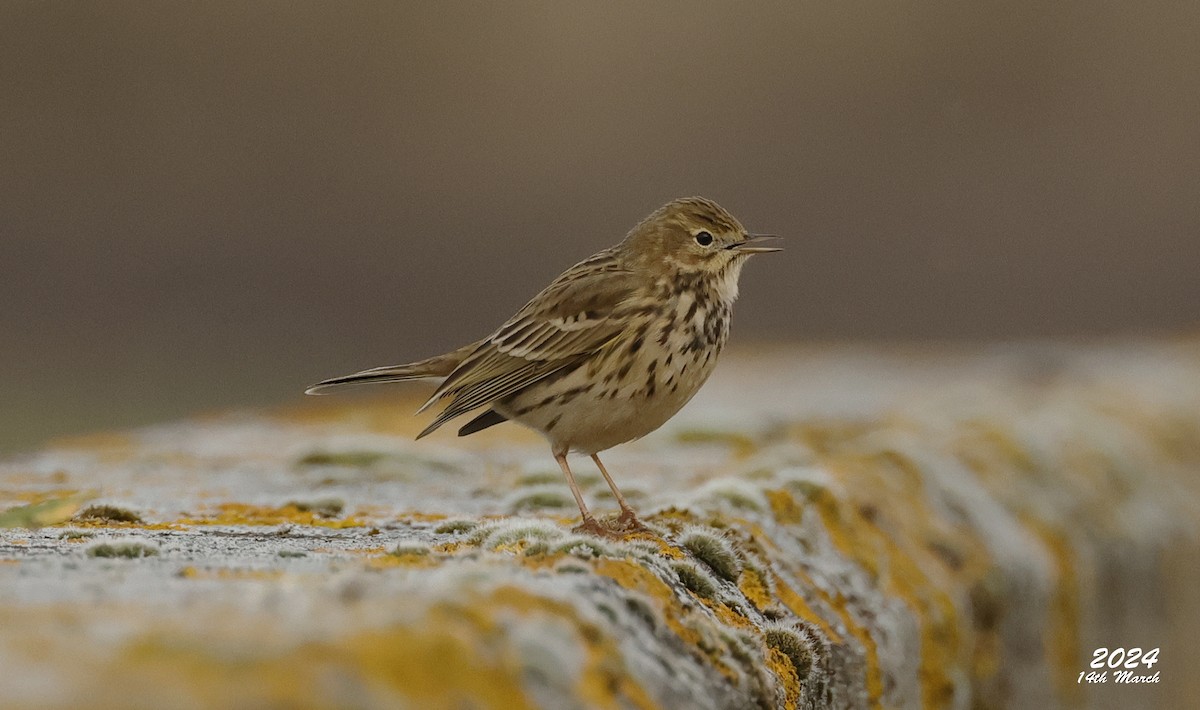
[671,560,718,600]
[763,624,814,680]
[783,479,828,501]
[286,498,345,518]
[593,486,645,503]
[675,428,755,449]
[75,505,143,524]
[575,473,602,490]
[743,468,776,481]
[553,536,615,559]
[478,520,565,549]
[0,497,88,529]
[87,541,158,559]
[390,543,430,557]
[678,528,742,582]
[522,540,551,556]
[514,471,562,487]
[59,530,95,540]
[623,595,660,630]
[624,540,667,564]
[761,606,787,621]
[433,518,479,534]
[723,631,776,710]
[277,550,307,558]
[296,451,387,467]
[506,487,573,513]
[696,480,766,512]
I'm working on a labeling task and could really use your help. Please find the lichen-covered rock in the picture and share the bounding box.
[1,342,1198,709]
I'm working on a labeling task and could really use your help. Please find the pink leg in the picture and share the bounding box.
[591,453,648,532]
[555,451,609,536]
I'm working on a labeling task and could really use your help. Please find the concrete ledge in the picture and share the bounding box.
[2,342,1198,709]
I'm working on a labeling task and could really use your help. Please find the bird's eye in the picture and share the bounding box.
[694,231,714,247]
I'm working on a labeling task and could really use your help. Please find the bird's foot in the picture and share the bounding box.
[573,516,621,539]
[613,509,652,534]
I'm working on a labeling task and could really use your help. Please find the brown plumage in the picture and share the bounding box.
[307,197,779,535]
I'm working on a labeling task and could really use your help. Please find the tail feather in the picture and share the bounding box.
[304,364,436,394]
[304,341,482,395]
[456,409,509,437]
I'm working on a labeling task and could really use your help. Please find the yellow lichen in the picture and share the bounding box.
[640,534,686,560]
[367,553,439,570]
[674,428,758,457]
[47,431,133,452]
[67,519,183,531]
[770,572,843,643]
[808,447,997,708]
[396,511,450,524]
[117,604,531,708]
[764,645,801,710]
[1019,515,1083,706]
[0,494,93,528]
[765,488,804,525]
[788,420,876,456]
[738,567,775,612]
[486,585,658,710]
[175,503,368,529]
[176,566,285,582]
[3,488,83,504]
[591,558,739,682]
[954,421,1039,482]
[708,597,756,631]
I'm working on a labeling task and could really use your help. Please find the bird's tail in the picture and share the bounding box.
[304,341,480,395]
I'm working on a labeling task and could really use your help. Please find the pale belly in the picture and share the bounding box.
[495,294,731,454]
[496,350,717,454]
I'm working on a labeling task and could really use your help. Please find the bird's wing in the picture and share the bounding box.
[416,250,639,437]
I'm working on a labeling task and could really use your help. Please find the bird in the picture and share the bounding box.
[306,197,779,535]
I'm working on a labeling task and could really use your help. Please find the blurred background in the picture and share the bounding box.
[2,1,1198,454]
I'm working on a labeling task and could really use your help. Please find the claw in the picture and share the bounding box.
[573,517,621,539]
[614,509,652,534]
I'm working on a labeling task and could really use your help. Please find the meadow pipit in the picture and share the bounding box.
[307,197,779,535]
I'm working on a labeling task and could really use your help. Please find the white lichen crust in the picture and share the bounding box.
[1,342,1198,709]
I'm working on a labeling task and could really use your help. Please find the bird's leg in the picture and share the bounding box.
[591,453,648,532]
[556,451,608,537]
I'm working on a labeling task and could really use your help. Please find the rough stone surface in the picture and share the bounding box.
[1,342,1198,709]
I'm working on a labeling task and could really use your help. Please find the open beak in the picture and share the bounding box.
[728,233,782,254]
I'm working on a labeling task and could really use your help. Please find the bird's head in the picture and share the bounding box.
[620,196,779,299]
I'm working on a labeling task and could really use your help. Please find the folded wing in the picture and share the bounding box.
[417,250,638,438]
